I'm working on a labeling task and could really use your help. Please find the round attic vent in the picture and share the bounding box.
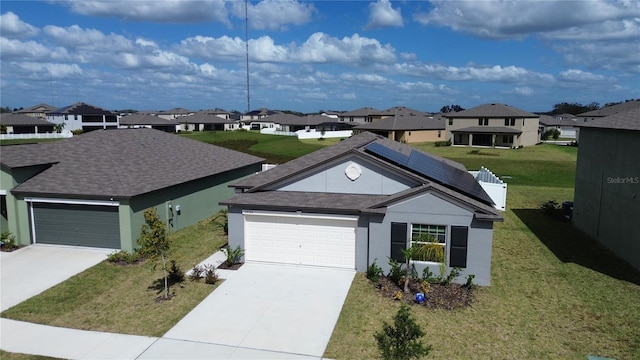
[345,163,362,181]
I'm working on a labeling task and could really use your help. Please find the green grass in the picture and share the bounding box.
[414,143,578,188]
[181,131,332,164]
[1,216,228,337]
[325,142,640,360]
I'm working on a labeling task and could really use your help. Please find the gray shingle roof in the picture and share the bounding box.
[447,103,538,118]
[226,131,502,221]
[49,102,114,115]
[0,142,61,168]
[341,107,384,116]
[0,113,56,126]
[451,126,522,134]
[181,112,236,124]
[354,113,444,131]
[576,107,640,131]
[16,103,57,113]
[578,100,640,117]
[8,128,264,199]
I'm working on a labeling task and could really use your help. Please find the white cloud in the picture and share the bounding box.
[0,38,70,62]
[230,0,316,31]
[558,69,609,82]
[414,0,640,39]
[293,33,397,65]
[0,12,39,38]
[395,62,555,84]
[513,87,534,96]
[62,0,231,24]
[44,25,134,51]
[366,0,403,29]
[339,73,388,84]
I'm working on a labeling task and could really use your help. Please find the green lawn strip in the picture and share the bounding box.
[325,185,640,359]
[1,216,227,337]
[0,350,61,360]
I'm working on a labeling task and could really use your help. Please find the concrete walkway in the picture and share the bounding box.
[1,248,353,359]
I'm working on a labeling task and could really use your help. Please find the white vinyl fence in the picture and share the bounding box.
[0,131,73,140]
[468,166,507,211]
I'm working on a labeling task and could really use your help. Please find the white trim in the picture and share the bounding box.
[242,210,357,222]
[25,197,119,207]
[0,190,7,195]
[29,202,37,244]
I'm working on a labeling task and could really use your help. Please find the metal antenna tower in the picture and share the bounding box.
[245,0,251,113]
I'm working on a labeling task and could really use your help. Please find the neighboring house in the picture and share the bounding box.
[538,114,578,139]
[277,114,353,132]
[0,113,55,134]
[0,128,264,251]
[338,107,388,124]
[15,103,57,119]
[445,103,540,147]
[119,113,179,132]
[221,132,503,286]
[241,108,279,122]
[353,112,445,143]
[572,107,640,272]
[576,100,640,141]
[156,107,195,120]
[46,102,119,132]
[180,111,239,131]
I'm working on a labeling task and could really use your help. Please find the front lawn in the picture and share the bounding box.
[1,216,227,337]
[325,143,640,360]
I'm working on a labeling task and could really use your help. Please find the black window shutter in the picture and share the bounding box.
[449,226,468,268]
[390,222,407,263]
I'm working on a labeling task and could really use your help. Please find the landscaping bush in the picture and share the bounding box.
[168,260,185,284]
[374,304,432,360]
[0,231,18,251]
[434,140,451,147]
[222,245,244,266]
[367,259,384,282]
[387,258,405,285]
[203,264,219,285]
[541,199,559,215]
[107,250,143,265]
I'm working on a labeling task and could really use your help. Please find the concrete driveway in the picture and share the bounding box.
[0,244,113,311]
[157,262,355,359]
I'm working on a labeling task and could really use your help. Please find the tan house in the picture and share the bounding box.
[15,103,57,119]
[354,112,445,143]
[445,103,539,148]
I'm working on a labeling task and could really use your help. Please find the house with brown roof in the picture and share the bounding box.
[0,128,264,251]
[354,112,446,143]
[180,111,240,131]
[338,107,388,125]
[445,103,540,147]
[538,113,578,139]
[15,103,57,119]
[46,102,119,132]
[221,132,503,285]
[0,113,55,135]
[119,113,179,132]
[573,107,640,271]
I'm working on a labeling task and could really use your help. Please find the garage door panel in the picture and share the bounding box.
[244,214,356,269]
[32,203,120,249]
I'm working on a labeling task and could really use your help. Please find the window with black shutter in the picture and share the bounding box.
[449,226,468,268]
[390,222,407,263]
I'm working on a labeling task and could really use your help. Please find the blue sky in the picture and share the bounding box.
[1,0,639,113]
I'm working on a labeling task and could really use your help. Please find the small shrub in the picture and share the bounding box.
[222,245,244,266]
[420,280,431,295]
[367,259,384,282]
[71,129,83,135]
[374,305,432,360]
[107,250,142,264]
[189,264,204,281]
[541,200,559,215]
[464,274,476,289]
[203,264,218,284]
[434,140,451,147]
[168,260,185,284]
[442,267,461,286]
[393,290,404,301]
[0,231,18,250]
[388,258,405,285]
[421,267,439,283]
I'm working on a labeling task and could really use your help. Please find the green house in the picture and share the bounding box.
[0,128,263,252]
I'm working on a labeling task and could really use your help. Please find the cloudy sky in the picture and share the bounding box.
[1,0,639,113]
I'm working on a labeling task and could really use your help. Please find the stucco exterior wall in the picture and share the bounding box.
[445,117,540,147]
[368,192,494,286]
[276,155,417,195]
[573,128,640,271]
[403,129,445,143]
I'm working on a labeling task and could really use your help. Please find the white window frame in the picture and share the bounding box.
[409,224,447,264]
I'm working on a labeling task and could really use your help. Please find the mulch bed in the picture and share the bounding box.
[374,276,476,310]
[216,262,243,270]
[0,245,24,252]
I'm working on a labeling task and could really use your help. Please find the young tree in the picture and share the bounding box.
[374,305,432,360]
[137,208,172,299]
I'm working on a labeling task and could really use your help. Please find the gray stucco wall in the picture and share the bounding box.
[573,128,640,271]
[368,192,494,286]
[275,155,418,195]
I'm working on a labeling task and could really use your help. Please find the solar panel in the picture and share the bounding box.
[365,141,494,205]
[365,142,409,166]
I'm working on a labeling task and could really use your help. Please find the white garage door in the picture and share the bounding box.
[244,212,357,269]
